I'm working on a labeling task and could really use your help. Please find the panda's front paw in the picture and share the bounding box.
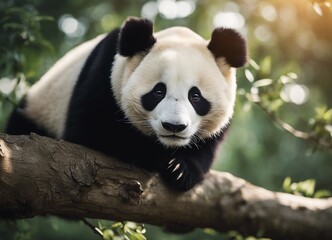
[161,158,203,191]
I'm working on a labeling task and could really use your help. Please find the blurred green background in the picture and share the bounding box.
[0,0,331,239]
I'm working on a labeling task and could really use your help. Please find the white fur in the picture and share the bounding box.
[24,34,106,138]
[112,27,237,147]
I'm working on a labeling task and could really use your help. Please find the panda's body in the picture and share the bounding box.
[6,17,247,191]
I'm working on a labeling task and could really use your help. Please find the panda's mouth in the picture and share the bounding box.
[157,134,191,147]
[159,134,189,140]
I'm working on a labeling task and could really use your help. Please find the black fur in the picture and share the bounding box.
[5,24,229,192]
[118,17,156,57]
[208,27,247,68]
[5,99,50,137]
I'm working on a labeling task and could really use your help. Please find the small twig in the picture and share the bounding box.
[258,102,332,149]
[242,93,332,150]
[81,218,104,239]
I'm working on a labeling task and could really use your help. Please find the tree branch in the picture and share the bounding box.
[0,133,331,239]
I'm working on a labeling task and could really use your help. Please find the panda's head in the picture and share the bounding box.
[111,17,247,148]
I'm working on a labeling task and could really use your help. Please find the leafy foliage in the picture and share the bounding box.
[309,106,332,148]
[227,231,271,240]
[240,58,332,150]
[283,177,331,198]
[98,221,147,240]
[0,2,53,79]
[0,1,54,131]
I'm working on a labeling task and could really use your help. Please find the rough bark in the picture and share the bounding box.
[0,133,331,239]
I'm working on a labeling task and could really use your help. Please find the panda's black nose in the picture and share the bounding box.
[162,122,187,133]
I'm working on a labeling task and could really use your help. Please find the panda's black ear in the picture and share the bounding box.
[118,17,156,57]
[207,28,248,68]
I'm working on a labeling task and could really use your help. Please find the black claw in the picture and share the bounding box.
[176,171,183,180]
[172,163,181,172]
[169,158,176,165]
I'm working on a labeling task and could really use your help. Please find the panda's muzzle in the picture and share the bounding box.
[158,121,191,146]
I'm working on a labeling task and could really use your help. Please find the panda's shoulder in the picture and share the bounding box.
[82,28,121,65]
[72,28,121,89]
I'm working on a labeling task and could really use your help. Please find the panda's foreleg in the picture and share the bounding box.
[160,141,218,191]
[161,157,207,191]
[5,100,49,136]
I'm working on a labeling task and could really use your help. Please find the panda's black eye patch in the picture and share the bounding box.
[141,82,166,111]
[188,87,211,116]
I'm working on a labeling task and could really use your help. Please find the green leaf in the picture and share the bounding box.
[5,7,30,15]
[253,79,273,88]
[245,69,255,82]
[98,221,104,230]
[33,15,54,22]
[324,109,332,121]
[249,58,260,70]
[325,125,332,136]
[135,225,146,234]
[127,231,146,240]
[268,99,284,113]
[287,72,298,80]
[315,106,327,117]
[282,177,292,192]
[314,190,332,198]
[260,56,271,77]
[112,222,124,229]
[3,22,25,31]
[103,229,114,240]
[280,75,295,84]
[203,228,216,235]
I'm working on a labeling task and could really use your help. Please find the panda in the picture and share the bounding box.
[5,16,247,191]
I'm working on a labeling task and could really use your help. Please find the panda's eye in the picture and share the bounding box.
[152,83,166,99]
[190,92,201,102]
[188,86,210,116]
[154,90,165,99]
